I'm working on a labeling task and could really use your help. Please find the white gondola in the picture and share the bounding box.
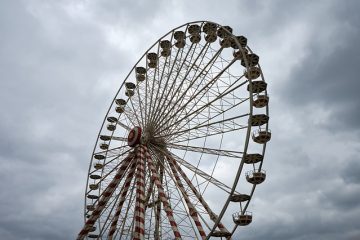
[241,53,259,67]
[94,154,105,160]
[99,143,108,150]
[233,48,248,60]
[246,170,266,184]
[253,93,269,108]
[232,211,252,226]
[86,205,95,211]
[250,114,269,126]
[115,98,126,106]
[244,66,261,79]
[174,31,185,40]
[203,22,217,34]
[160,40,171,49]
[217,26,232,38]
[87,194,99,200]
[107,124,116,131]
[135,66,146,74]
[89,184,98,190]
[175,40,185,48]
[94,163,103,170]
[115,106,125,113]
[190,34,201,43]
[107,116,117,123]
[243,153,263,164]
[125,89,134,97]
[252,128,271,143]
[90,174,101,180]
[230,193,251,202]
[205,33,217,43]
[219,37,231,48]
[188,24,201,35]
[125,82,136,90]
[247,80,267,93]
[231,35,247,49]
[210,230,232,238]
[99,135,111,141]
[161,49,171,57]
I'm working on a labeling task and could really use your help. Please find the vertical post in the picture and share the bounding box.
[143,146,182,239]
[133,145,146,240]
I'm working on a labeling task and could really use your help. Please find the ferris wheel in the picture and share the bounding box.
[77,21,271,240]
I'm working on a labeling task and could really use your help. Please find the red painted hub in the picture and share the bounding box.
[128,126,142,147]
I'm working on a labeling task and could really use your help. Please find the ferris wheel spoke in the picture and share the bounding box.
[93,145,129,158]
[87,153,134,197]
[133,79,145,128]
[121,113,136,130]
[154,49,233,133]
[78,155,134,240]
[107,156,137,239]
[151,43,196,125]
[167,124,245,144]
[168,143,243,158]
[161,169,199,238]
[148,41,186,129]
[159,113,249,141]
[149,45,183,125]
[89,150,130,177]
[150,42,196,126]
[157,74,248,137]
[148,52,172,127]
[159,50,229,132]
[164,91,249,139]
[127,97,142,128]
[113,183,137,239]
[150,39,207,125]
[168,152,237,194]
[165,154,230,234]
[166,155,207,239]
[153,45,224,132]
[147,45,162,129]
[153,147,237,195]
[142,145,183,239]
[174,96,250,137]
[151,150,203,238]
[98,175,135,239]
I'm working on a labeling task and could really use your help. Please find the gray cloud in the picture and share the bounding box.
[1,0,359,239]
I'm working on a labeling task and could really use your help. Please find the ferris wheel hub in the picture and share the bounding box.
[128,126,142,147]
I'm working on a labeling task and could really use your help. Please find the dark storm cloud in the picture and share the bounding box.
[1,0,360,240]
[280,0,360,130]
[0,1,122,239]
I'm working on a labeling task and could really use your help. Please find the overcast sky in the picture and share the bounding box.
[1,0,360,239]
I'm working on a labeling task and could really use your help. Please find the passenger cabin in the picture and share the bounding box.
[246,170,266,184]
[253,94,269,108]
[243,153,263,164]
[90,174,101,180]
[250,114,269,126]
[244,66,261,79]
[87,194,99,200]
[233,211,252,226]
[247,80,267,93]
[230,193,251,202]
[210,230,232,238]
[107,124,116,131]
[89,184,99,190]
[252,129,271,144]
